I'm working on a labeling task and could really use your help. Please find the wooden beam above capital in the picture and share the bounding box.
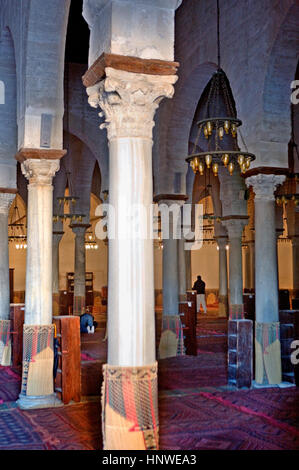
[82,53,179,88]
[15,148,67,163]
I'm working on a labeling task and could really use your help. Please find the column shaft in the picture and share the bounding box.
[86,65,177,450]
[255,199,278,322]
[163,228,179,316]
[0,192,15,366]
[17,155,63,409]
[247,174,285,385]
[0,206,11,320]
[178,237,187,301]
[292,238,299,297]
[25,178,54,324]
[108,137,155,366]
[52,232,63,316]
[71,225,89,316]
[217,238,228,317]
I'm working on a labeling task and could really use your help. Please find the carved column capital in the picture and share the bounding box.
[70,223,91,238]
[221,217,248,239]
[0,192,15,215]
[87,67,177,140]
[246,174,286,201]
[21,159,60,186]
[216,236,228,250]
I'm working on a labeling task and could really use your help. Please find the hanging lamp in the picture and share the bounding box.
[53,63,86,226]
[8,197,27,250]
[186,0,255,176]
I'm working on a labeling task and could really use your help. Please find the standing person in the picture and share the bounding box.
[193,275,207,314]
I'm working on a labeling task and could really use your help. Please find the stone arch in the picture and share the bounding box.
[0,26,17,188]
[260,2,299,166]
[20,0,71,149]
[62,131,97,224]
[154,61,217,194]
[65,63,109,188]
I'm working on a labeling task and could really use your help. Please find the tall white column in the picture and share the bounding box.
[0,191,15,366]
[88,70,176,366]
[292,236,299,297]
[17,155,63,409]
[163,234,179,315]
[222,218,248,319]
[248,241,255,290]
[160,205,181,316]
[154,197,186,359]
[246,174,285,385]
[185,249,192,290]
[87,67,177,450]
[216,237,228,318]
[52,231,64,315]
[71,224,89,315]
[178,238,187,301]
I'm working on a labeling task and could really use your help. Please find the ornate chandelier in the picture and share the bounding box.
[85,230,99,250]
[275,174,299,206]
[53,170,86,224]
[186,0,255,176]
[9,198,27,250]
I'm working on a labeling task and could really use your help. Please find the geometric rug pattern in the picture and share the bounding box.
[159,388,299,450]
[0,401,101,450]
[0,366,21,403]
[0,314,298,450]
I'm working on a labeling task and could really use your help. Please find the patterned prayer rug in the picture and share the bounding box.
[0,366,21,403]
[0,401,102,450]
[159,388,299,450]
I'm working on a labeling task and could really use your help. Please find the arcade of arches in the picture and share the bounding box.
[0,0,298,452]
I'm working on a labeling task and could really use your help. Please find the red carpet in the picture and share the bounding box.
[0,313,298,450]
[0,401,101,450]
[0,366,21,403]
[159,388,299,450]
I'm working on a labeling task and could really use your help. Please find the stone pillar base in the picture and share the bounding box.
[101,362,159,450]
[218,295,228,318]
[73,296,85,316]
[52,293,60,316]
[158,315,185,359]
[0,319,11,366]
[228,319,253,388]
[20,325,54,399]
[255,321,282,385]
[17,393,62,410]
[229,304,244,320]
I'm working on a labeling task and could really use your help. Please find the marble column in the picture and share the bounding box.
[222,218,252,388]
[222,218,248,319]
[87,69,177,365]
[246,174,285,385]
[16,152,64,409]
[178,237,187,302]
[52,231,64,315]
[292,236,299,298]
[154,197,187,359]
[216,237,228,318]
[185,249,192,291]
[0,191,15,365]
[70,224,90,315]
[87,68,177,449]
[248,241,255,291]
[161,207,180,316]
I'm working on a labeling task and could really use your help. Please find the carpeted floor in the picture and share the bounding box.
[0,310,298,450]
[0,401,101,450]
[159,388,299,450]
[0,366,21,403]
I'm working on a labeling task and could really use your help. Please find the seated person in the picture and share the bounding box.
[80,312,96,334]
